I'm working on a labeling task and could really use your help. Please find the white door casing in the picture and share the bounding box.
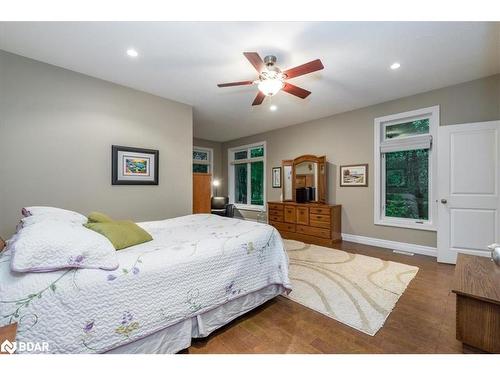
[437,120,500,264]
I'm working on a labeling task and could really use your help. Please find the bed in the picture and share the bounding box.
[0,214,291,354]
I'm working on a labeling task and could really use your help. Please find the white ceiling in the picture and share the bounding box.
[1,22,499,142]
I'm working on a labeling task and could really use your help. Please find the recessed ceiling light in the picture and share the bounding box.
[270,105,277,111]
[126,49,138,58]
[390,62,401,70]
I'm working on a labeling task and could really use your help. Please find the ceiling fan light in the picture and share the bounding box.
[258,78,284,96]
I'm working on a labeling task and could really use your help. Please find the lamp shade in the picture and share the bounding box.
[258,78,284,96]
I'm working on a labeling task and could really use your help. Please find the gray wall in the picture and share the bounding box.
[193,137,222,188]
[221,74,500,247]
[0,50,193,238]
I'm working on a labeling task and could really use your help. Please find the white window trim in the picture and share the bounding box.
[193,146,213,173]
[228,141,266,211]
[193,146,214,194]
[374,106,439,231]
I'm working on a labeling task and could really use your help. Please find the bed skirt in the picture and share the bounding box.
[106,284,285,354]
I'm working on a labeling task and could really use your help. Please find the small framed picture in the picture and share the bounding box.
[340,164,368,187]
[272,167,282,188]
[112,145,159,185]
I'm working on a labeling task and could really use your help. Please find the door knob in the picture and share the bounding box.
[488,244,500,266]
[440,199,447,204]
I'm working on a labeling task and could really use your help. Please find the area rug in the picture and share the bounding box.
[283,239,419,336]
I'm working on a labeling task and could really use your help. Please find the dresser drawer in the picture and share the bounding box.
[309,220,330,229]
[269,221,296,233]
[269,215,284,222]
[310,207,331,215]
[269,209,284,217]
[296,207,309,225]
[310,213,331,223]
[296,225,331,239]
[268,203,284,211]
[284,206,296,223]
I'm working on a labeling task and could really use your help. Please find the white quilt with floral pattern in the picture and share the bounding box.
[0,214,291,353]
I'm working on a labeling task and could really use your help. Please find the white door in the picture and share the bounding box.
[437,120,500,264]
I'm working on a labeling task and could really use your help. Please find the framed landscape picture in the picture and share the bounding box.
[112,145,159,185]
[340,164,368,187]
[272,167,282,188]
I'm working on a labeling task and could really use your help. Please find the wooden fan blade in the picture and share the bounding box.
[243,52,265,73]
[217,80,254,88]
[252,91,266,106]
[283,59,324,79]
[282,83,311,99]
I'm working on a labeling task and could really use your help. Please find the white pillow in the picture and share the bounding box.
[9,220,119,272]
[21,206,87,224]
[17,214,81,231]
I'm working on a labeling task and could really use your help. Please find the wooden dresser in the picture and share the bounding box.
[452,254,500,353]
[267,201,341,246]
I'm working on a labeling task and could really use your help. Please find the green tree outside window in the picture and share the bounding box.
[385,149,429,220]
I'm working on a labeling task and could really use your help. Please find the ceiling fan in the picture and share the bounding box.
[217,52,324,106]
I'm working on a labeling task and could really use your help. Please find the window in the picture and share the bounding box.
[374,106,439,231]
[193,147,213,174]
[228,142,266,210]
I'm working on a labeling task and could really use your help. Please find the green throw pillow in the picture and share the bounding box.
[87,211,113,223]
[84,220,153,250]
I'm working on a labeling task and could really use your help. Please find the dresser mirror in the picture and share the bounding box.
[282,160,293,201]
[282,155,327,204]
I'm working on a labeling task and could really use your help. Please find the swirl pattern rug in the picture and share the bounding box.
[284,239,418,336]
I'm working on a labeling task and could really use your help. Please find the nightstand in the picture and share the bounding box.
[452,254,500,353]
[0,323,17,355]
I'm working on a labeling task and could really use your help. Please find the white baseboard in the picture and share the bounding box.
[341,233,437,258]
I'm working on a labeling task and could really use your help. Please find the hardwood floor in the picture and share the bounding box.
[186,240,462,354]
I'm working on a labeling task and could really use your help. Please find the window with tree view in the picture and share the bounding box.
[251,160,264,205]
[375,107,438,230]
[229,143,265,208]
[385,149,429,220]
[234,163,247,204]
[192,147,212,174]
